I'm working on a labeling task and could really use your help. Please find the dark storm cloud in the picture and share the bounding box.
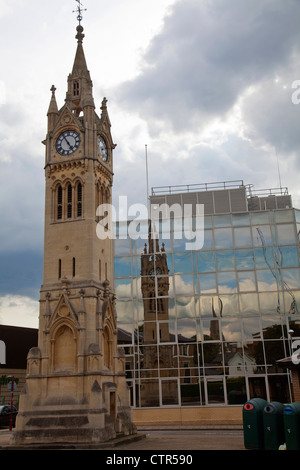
[0,251,43,299]
[117,0,300,135]
[0,103,44,254]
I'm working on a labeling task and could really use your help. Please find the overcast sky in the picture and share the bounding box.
[0,0,300,328]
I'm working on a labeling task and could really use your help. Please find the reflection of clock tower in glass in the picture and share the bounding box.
[140,225,177,407]
[141,224,170,344]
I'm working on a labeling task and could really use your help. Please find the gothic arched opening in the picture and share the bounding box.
[103,325,112,369]
[54,324,77,372]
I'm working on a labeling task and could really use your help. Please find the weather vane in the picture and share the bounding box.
[73,0,87,25]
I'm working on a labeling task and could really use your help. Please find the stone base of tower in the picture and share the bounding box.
[12,372,137,448]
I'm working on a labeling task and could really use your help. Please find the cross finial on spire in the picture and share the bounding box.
[73,0,87,26]
[73,1,87,43]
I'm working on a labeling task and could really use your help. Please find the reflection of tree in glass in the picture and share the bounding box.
[201,340,221,364]
[253,324,289,367]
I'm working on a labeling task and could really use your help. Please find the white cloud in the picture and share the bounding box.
[0,295,39,329]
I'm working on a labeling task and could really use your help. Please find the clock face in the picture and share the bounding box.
[99,136,108,162]
[56,130,80,156]
[149,268,162,280]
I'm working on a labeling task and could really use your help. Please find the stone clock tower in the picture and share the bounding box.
[13,21,136,447]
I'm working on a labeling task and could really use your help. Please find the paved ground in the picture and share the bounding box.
[105,429,246,451]
[0,427,246,451]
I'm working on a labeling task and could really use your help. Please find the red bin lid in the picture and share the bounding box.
[244,403,254,411]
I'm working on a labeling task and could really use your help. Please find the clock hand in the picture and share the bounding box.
[63,136,73,149]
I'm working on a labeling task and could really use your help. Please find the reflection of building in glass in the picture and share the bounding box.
[140,224,177,406]
[115,182,300,412]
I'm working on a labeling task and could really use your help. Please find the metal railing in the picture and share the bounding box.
[245,184,289,198]
[151,180,245,196]
[151,181,289,199]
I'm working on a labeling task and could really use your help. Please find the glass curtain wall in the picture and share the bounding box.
[114,209,300,408]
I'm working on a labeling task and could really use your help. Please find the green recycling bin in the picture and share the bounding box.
[243,398,268,449]
[284,403,300,450]
[263,402,285,450]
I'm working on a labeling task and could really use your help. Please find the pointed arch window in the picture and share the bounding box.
[157,298,165,313]
[67,183,73,219]
[57,185,63,220]
[54,325,77,372]
[77,182,82,217]
[73,81,80,97]
[54,180,83,221]
[95,182,103,222]
[149,293,155,313]
[103,326,112,369]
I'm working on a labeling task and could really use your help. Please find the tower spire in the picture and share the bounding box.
[71,0,89,76]
[47,85,58,115]
[47,85,58,131]
[67,0,92,115]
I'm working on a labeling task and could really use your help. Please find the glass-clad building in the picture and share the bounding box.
[113,182,300,409]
